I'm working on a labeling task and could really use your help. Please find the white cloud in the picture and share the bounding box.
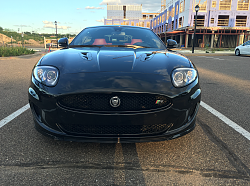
[42,21,53,24]
[13,25,30,27]
[76,8,82,10]
[42,21,71,30]
[96,19,104,23]
[85,6,104,9]
[100,0,121,5]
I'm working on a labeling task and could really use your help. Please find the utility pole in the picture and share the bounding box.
[55,21,58,48]
[22,32,24,47]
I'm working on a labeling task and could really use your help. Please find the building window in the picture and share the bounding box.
[237,0,249,10]
[219,0,231,10]
[113,21,120,25]
[217,15,229,26]
[162,14,165,22]
[172,21,174,30]
[106,21,112,25]
[176,5,178,15]
[147,22,150,28]
[171,7,175,17]
[180,1,185,13]
[193,0,207,11]
[123,6,126,19]
[212,1,217,7]
[131,21,134,26]
[235,16,247,26]
[179,17,183,27]
[211,18,214,24]
[160,16,162,23]
[167,11,169,20]
[139,22,144,27]
[193,15,205,27]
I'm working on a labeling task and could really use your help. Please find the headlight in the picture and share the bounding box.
[33,66,59,86]
[171,68,197,88]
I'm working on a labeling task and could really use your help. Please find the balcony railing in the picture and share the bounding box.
[235,16,247,26]
[217,19,229,26]
[219,1,231,10]
[193,17,205,27]
[237,2,249,10]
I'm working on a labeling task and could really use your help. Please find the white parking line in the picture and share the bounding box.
[0,104,30,128]
[201,101,250,141]
[0,102,250,142]
[213,58,225,60]
[197,56,225,60]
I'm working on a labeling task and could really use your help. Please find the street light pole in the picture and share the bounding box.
[55,21,58,48]
[192,5,199,53]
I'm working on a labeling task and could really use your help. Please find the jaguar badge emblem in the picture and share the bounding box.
[110,96,120,107]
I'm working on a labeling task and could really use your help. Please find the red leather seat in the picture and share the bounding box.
[93,39,107,45]
[131,39,142,45]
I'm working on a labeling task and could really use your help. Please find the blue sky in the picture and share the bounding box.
[0,0,161,34]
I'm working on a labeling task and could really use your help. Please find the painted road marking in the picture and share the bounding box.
[0,102,250,142]
[0,104,30,128]
[201,101,250,141]
[197,56,225,60]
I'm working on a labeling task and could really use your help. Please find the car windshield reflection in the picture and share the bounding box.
[70,26,166,50]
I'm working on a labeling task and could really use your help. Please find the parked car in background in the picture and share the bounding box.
[235,40,250,56]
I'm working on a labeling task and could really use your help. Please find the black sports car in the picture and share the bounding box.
[28,26,201,143]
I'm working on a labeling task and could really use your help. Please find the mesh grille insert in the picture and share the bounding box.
[58,93,171,112]
[60,123,172,135]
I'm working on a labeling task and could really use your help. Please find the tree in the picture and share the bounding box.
[0,26,3,31]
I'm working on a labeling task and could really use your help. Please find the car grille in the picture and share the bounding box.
[59,123,172,135]
[57,93,171,112]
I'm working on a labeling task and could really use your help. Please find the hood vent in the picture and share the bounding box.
[140,53,154,62]
[81,52,93,61]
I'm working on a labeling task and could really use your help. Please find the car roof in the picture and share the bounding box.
[84,25,151,30]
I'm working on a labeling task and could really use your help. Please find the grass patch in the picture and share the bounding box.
[0,46,35,57]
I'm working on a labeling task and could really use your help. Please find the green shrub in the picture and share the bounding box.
[0,46,35,57]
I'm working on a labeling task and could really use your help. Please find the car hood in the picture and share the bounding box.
[39,47,191,76]
[235,45,244,49]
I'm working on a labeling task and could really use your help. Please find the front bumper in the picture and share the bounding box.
[29,72,201,143]
[32,107,198,143]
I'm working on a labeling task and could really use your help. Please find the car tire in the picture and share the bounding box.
[235,49,240,56]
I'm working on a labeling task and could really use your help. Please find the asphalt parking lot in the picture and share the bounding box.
[0,53,250,185]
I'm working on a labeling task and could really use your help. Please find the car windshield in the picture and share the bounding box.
[70,26,166,49]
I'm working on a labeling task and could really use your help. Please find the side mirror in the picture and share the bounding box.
[59,38,69,48]
[167,39,178,49]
